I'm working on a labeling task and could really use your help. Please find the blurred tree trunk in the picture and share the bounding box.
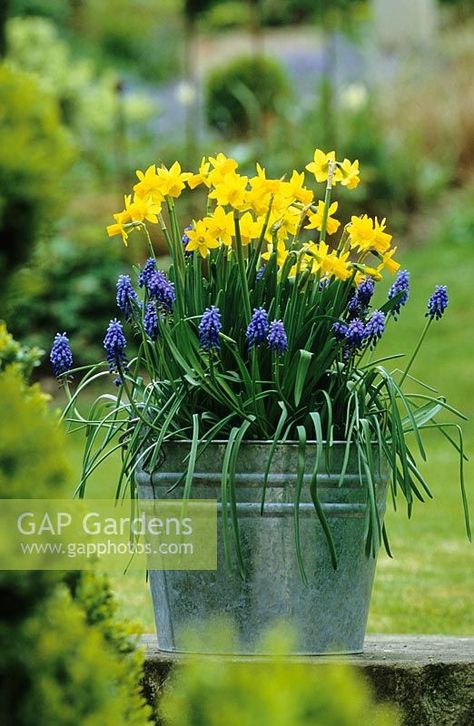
[0,0,9,58]
[248,0,263,57]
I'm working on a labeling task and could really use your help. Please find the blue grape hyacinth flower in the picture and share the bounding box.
[388,270,410,319]
[144,301,160,340]
[267,320,288,354]
[116,274,138,320]
[50,332,73,378]
[138,258,157,289]
[199,306,222,351]
[148,270,175,312]
[426,285,448,320]
[246,307,269,349]
[104,318,127,374]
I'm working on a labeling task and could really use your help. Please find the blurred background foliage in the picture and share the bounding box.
[0,0,472,367]
[159,623,399,725]
[0,347,151,724]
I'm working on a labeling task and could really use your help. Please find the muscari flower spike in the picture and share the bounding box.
[148,270,175,312]
[388,269,410,319]
[256,265,266,282]
[332,321,348,341]
[426,285,448,321]
[267,320,288,354]
[246,307,269,349]
[50,332,73,378]
[116,274,138,321]
[199,306,222,351]
[348,276,375,317]
[364,310,386,347]
[138,257,157,288]
[103,318,127,374]
[345,318,365,349]
[144,301,160,340]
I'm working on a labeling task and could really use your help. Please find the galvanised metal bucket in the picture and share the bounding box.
[136,441,389,655]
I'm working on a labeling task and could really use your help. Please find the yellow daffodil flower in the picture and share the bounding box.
[338,158,360,190]
[204,206,234,247]
[185,219,220,258]
[372,217,392,255]
[347,214,376,252]
[133,164,165,205]
[380,247,400,274]
[209,172,249,211]
[305,201,341,236]
[187,157,211,189]
[208,153,239,185]
[282,170,314,206]
[238,212,261,246]
[306,149,342,185]
[106,194,160,245]
[156,161,191,198]
[325,251,352,281]
[261,239,290,269]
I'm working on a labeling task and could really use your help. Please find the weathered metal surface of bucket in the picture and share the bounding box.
[136,441,388,655]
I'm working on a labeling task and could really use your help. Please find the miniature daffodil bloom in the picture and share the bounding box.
[107,212,130,245]
[380,247,400,274]
[372,217,392,255]
[306,149,342,185]
[282,170,314,206]
[305,201,341,236]
[304,240,331,275]
[209,172,249,211]
[156,161,191,198]
[338,158,360,189]
[133,164,165,204]
[185,219,220,258]
[325,251,352,281]
[357,264,384,282]
[204,206,234,247]
[269,206,300,243]
[238,211,261,246]
[187,157,211,189]
[106,194,160,245]
[347,214,376,252]
[261,239,290,269]
[125,194,161,224]
[208,153,239,185]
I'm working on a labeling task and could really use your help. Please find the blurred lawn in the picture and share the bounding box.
[64,232,473,635]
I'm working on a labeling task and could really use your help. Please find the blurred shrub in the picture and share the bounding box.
[80,0,182,83]
[9,0,70,25]
[0,583,151,725]
[6,235,124,367]
[0,364,151,724]
[0,320,43,379]
[159,623,399,725]
[202,1,251,30]
[6,16,154,175]
[205,54,290,137]
[0,63,74,280]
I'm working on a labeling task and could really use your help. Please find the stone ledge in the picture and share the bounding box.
[140,634,474,726]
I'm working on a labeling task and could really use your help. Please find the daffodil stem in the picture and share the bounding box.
[234,213,252,322]
[399,318,432,387]
[319,160,335,244]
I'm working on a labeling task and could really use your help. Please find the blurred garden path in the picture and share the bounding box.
[132,26,367,144]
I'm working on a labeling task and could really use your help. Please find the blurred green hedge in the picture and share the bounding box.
[0,63,75,280]
[205,54,290,137]
[0,358,151,725]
